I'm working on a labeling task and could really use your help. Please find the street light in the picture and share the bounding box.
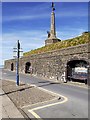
[13,40,23,86]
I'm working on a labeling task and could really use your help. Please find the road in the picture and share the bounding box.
[1,69,88,119]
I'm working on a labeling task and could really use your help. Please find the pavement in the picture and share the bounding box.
[1,89,24,119]
[0,79,24,119]
[1,79,57,119]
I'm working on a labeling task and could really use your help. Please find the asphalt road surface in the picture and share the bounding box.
[1,69,88,119]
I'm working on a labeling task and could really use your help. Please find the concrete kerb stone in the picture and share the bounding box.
[1,89,24,118]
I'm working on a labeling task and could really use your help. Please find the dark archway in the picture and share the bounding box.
[67,60,88,84]
[25,62,31,73]
[11,63,14,71]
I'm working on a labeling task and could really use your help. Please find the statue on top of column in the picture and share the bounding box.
[52,2,55,11]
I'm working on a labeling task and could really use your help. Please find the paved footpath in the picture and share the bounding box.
[1,79,56,119]
[1,89,24,119]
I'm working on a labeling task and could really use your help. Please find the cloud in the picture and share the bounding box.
[3,10,87,22]
[2,2,88,23]
[2,30,47,65]
[2,2,50,22]
[56,11,88,18]
[57,28,87,40]
[3,13,50,22]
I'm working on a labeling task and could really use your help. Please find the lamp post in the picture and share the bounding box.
[13,40,23,86]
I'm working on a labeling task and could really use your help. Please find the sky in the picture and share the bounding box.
[1,2,88,65]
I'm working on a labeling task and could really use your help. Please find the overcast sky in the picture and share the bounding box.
[1,2,88,65]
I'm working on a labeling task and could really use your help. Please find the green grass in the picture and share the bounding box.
[24,32,89,56]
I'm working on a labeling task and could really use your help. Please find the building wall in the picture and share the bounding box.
[4,44,90,81]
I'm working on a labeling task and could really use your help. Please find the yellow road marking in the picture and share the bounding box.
[28,97,68,119]
[30,110,43,120]
[21,97,58,109]
[28,89,68,119]
[30,95,68,111]
[22,84,67,109]
[21,84,61,109]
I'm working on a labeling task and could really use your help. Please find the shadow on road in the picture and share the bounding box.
[38,82,61,87]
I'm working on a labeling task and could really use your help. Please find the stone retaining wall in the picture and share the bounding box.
[4,44,90,81]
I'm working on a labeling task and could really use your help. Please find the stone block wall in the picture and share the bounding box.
[4,44,90,81]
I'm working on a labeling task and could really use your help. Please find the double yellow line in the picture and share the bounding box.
[28,87,68,119]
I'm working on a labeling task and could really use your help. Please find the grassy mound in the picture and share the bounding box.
[24,32,89,56]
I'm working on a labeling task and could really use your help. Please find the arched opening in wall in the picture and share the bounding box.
[11,63,14,71]
[25,62,31,73]
[67,60,88,84]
